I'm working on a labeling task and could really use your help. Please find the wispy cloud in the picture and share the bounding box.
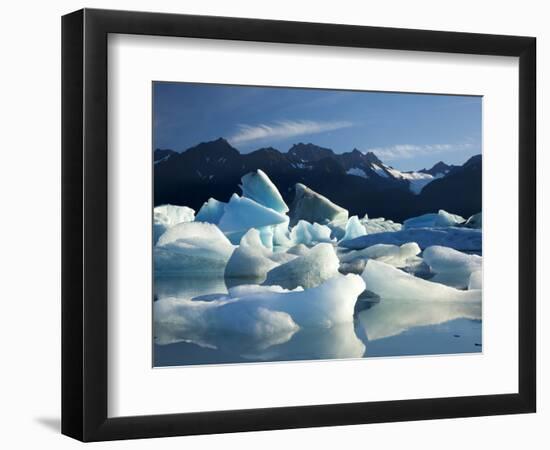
[365,143,474,161]
[228,119,353,145]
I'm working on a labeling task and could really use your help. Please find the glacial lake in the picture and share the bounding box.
[153,275,482,367]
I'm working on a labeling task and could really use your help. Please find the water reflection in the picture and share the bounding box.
[153,275,481,366]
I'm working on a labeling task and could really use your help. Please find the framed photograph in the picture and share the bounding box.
[62,8,536,441]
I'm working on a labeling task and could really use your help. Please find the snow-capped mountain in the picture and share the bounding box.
[154,138,481,222]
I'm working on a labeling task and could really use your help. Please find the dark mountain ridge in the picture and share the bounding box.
[154,139,481,222]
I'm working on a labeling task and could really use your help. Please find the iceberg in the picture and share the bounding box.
[403,209,465,229]
[155,222,235,274]
[289,220,334,246]
[240,169,289,213]
[289,183,348,226]
[362,216,402,234]
[463,212,482,229]
[218,194,289,244]
[264,243,340,289]
[224,229,295,281]
[423,245,482,289]
[340,215,367,242]
[340,242,421,268]
[341,227,481,251]
[362,259,481,302]
[195,198,226,224]
[155,273,366,350]
[153,204,195,243]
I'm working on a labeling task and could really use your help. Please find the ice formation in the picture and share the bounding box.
[362,217,402,234]
[217,194,289,244]
[289,183,349,226]
[468,270,482,290]
[264,243,340,289]
[340,242,421,268]
[341,226,481,251]
[362,259,481,302]
[289,220,334,246]
[195,198,226,224]
[224,229,295,281]
[403,210,465,229]
[423,245,482,289]
[155,222,235,274]
[340,215,368,242]
[155,273,366,346]
[153,204,195,243]
[463,212,482,229]
[240,169,289,213]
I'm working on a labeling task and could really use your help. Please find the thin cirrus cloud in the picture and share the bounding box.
[228,119,354,146]
[365,143,475,161]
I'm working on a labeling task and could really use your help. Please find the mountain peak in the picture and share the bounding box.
[287,142,334,162]
[364,151,383,165]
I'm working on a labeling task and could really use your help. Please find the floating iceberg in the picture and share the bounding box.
[289,183,348,226]
[341,215,367,242]
[195,198,226,224]
[463,212,482,229]
[341,227,481,251]
[264,243,340,289]
[362,259,481,302]
[155,222,235,274]
[218,194,289,244]
[340,242,421,268]
[403,210,465,229]
[289,220,334,246]
[362,217,402,234]
[240,169,289,213]
[423,245,482,289]
[224,229,295,281]
[468,270,482,290]
[153,204,195,243]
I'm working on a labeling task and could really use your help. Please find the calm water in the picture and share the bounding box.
[154,275,481,367]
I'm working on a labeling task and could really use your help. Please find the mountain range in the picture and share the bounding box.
[154,138,481,222]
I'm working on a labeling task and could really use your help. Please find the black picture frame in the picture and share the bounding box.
[62,8,536,442]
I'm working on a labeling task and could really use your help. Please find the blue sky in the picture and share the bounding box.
[153,82,481,171]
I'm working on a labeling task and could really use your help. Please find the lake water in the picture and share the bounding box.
[154,275,481,367]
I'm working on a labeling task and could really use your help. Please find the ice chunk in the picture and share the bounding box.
[403,209,465,229]
[340,242,421,268]
[289,183,348,226]
[154,297,299,351]
[218,194,289,244]
[342,227,481,252]
[423,245,482,289]
[155,273,366,351]
[463,212,482,229]
[362,259,481,302]
[264,243,340,289]
[225,229,285,281]
[289,220,334,246]
[240,169,289,213]
[358,298,481,341]
[362,217,402,234]
[153,204,195,243]
[195,198,226,224]
[341,215,367,242]
[468,270,482,290]
[287,243,310,256]
[155,222,235,274]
